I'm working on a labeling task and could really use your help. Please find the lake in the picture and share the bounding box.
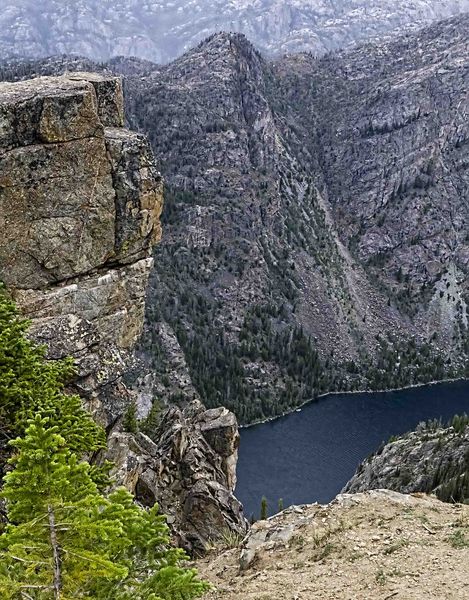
[235,380,469,519]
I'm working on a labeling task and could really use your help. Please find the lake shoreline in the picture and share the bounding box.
[239,376,469,429]
[236,377,469,516]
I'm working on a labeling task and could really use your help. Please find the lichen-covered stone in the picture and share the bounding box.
[106,128,163,263]
[0,136,115,288]
[68,73,125,127]
[0,73,163,422]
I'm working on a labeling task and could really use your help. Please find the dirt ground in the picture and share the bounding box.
[197,491,469,600]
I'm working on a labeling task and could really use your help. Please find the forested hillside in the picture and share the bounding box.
[1,16,468,424]
[133,17,469,422]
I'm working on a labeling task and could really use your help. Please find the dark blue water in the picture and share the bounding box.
[235,380,469,518]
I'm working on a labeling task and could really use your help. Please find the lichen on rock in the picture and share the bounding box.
[0,72,163,423]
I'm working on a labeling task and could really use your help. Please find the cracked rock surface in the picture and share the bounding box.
[0,72,163,423]
[106,400,248,553]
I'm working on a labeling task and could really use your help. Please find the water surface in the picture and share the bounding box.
[235,380,469,518]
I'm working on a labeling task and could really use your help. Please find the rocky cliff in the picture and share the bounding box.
[198,490,469,599]
[107,402,247,552]
[0,72,163,424]
[344,415,469,503]
[0,73,247,551]
[1,0,469,64]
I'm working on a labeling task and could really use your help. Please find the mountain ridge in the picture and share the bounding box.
[2,0,469,64]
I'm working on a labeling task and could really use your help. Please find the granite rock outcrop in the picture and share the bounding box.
[344,416,469,503]
[107,401,248,553]
[0,72,163,424]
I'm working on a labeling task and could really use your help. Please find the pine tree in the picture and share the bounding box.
[0,288,210,598]
[260,496,268,520]
[0,416,210,599]
[140,398,162,440]
[0,285,104,454]
[0,416,126,598]
[123,401,139,434]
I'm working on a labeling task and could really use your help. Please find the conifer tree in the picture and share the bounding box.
[140,398,162,440]
[260,496,268,520]
[0,285,104,454]
[123,401,139,434]
[0,416,125,598]
[0,417,209,599]
[0,289,210,599]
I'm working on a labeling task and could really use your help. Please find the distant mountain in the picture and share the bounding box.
[2,15,469,424]
[2,0,469,63]
[132,16,469,422]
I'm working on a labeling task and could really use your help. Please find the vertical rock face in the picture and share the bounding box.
[0,72,247,550]
[0,72,163,423]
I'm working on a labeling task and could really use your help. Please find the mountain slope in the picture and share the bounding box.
[2,1,469,63]
[344,415,469,503]
[131,17,469,422]
[275,15,469,352]
[2,16,469,424]
[131,32,414,422]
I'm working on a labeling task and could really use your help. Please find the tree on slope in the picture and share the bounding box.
[0,417,209,599]
[0,285,104,454]
[0,286,210,599]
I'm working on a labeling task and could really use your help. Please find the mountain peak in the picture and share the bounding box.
[187,31,264,65]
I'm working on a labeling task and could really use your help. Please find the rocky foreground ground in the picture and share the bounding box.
[198,490,469,600]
